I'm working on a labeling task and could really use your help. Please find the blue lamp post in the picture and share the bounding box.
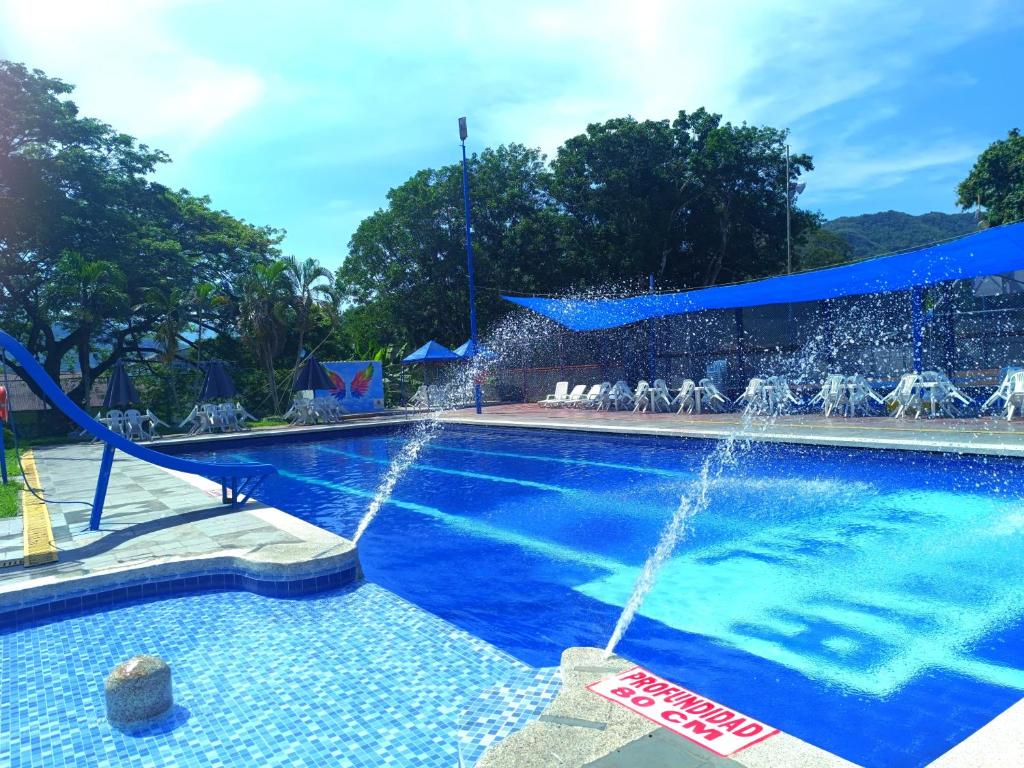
[459,116,483,414]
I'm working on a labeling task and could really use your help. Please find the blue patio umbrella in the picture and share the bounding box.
[102,360,140,409]
[199,360,237,401]
[453,339,496,361]
[401,341,460,407]
[294,355,335,391]
[402,340,460,364]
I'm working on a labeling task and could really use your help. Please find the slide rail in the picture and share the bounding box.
[0,330,277,529]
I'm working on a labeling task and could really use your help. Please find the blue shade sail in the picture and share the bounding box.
[403,340,460,364]
[504,222,1024,331]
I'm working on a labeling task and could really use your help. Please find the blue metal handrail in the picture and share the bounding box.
[0,330,277,530]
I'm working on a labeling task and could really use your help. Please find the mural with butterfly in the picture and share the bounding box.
[315,361,384,412]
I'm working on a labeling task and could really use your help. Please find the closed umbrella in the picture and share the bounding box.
[294,355,335,391]
[199,360,237,401]
[102,360,140,409]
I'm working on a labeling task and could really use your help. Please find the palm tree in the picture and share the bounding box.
[284,256,334,371]
[147,286,187,414]
[189,282,226,367]
[238,260,292,413]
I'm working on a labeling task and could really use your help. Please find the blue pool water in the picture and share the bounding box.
[182,425,1024,767]
[1,582,559,767]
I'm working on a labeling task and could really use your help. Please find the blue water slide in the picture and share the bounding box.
[0,330,276,530]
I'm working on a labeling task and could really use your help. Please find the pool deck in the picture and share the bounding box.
[0,440,361,614]
[442,404,1024,457]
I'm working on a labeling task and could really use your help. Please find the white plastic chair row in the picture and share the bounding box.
[284,396,347,425]
[809,374,884,417]
[180,402,255,434]
[736,376,801,416]
[97,408,168,441]
[884,371,972,419]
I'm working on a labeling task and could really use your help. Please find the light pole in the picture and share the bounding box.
[459,116,482,414]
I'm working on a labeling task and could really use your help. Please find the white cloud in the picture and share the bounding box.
[0,0,265,154]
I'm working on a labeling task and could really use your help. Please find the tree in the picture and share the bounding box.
[957,129,1024,226]
[0,60,282,407]
[794,228,854,270]
[551,109,815,288]
[337,144,561,351]
[284,255,334,371]
[237,260,292,413]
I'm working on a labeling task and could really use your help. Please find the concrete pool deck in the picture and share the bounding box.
[441,403,1024,457]
[0,442,360,613]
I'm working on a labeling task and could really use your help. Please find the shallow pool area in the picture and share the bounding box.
[0,581,559,767]
[179,425,1024,767]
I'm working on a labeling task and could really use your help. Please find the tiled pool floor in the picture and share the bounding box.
[1,582,559,767]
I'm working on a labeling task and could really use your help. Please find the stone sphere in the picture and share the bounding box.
[104,654,173,725]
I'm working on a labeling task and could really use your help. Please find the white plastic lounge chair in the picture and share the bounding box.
[539,381,570,407]
[885,374,922,419]
[698,379,728,412]
[578,383,611,409]
[576,384,603,408]
[672,380,697,414]
[563,384,588,407]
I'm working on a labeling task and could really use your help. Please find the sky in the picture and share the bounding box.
[1,0,1022,270]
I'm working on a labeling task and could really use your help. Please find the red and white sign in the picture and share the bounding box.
[587,666,779,757]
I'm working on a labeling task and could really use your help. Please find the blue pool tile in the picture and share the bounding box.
[2,582,558,767]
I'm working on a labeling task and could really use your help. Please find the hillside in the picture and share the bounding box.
[824,210,979,259]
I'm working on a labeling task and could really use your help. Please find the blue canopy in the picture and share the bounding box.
[453,339,495,360]
[403,340,460,364]
[199,360,236,401]
[102,360,140,409]
[504,222,1024,331]
[294,355,335,391]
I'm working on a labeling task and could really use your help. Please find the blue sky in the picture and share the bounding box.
[1,0,1022,269]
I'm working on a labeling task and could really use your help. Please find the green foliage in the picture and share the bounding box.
[338,110,814,351]
[957,129,1024,226]
[794,228,855,270]
[0,60,282,407]
[824,211,979,259]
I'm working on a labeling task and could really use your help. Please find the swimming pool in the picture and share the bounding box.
[181,425,1024,767]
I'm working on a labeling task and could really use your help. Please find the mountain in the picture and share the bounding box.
[823,210,980,259]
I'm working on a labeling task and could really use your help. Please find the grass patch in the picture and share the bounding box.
[0,479,22,518]
[2,433,25,518]
[250,418,289,428]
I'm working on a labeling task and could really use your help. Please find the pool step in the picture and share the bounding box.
[455,666,562,766]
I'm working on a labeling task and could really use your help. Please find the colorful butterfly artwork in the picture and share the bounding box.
[350,363,374,397]
[328,369,346,399]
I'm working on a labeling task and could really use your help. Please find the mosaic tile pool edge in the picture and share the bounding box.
[0,565,360,629]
